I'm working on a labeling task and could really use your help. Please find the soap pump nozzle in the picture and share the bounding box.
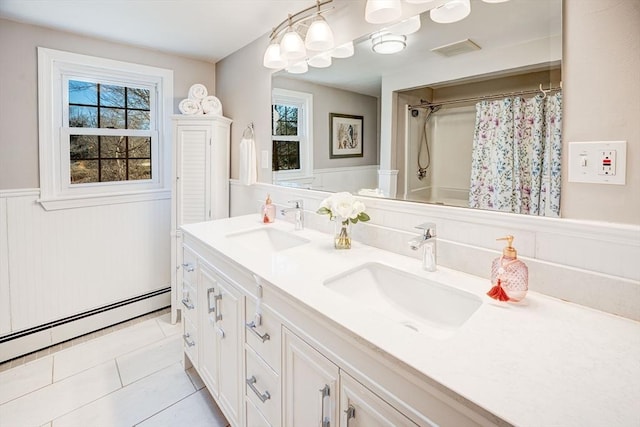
[497,235,517,258]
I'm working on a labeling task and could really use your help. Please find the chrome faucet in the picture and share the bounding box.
[281,200,304,230]
[408,223,437,272]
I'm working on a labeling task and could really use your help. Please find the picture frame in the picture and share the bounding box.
[329,113,363,158]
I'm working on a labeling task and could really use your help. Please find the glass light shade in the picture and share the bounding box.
[331,41,355,58]
[280,29,307,61]
[404,0,437,3]
[371,33,406,54]
[387,15,421,35]
[308,52,332,68]
[365,0,402,24]
[482,0,509,2]
[286,61,308,74]
[430,0,471,24]
[305,17,334,51]
[263,42,286,69]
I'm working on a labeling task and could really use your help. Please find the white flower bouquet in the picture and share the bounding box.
[317,192,370,249]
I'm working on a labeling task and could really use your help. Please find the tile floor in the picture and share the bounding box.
[0,309,229,427]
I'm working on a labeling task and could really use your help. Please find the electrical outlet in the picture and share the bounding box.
[598,150,616,176]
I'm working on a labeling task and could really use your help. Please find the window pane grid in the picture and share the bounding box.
[272,140,300,171]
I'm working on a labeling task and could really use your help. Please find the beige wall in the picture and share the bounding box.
[0,18,216,190]
[217,0,640,226]
[272,76,379,170]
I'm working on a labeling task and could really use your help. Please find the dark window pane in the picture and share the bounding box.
[69,80,97,105]
[100,84,125,107]
[69,106,98,127]
[127,110,150,130]
[100,107,126,129]
[101,136,127,158]
[70,135,98,160]
[129,137,151,158]
[129,159,152,180]
[70,160,98,183]
[128,88,150,109]
[272,140,300,171]
[101,159,127,182]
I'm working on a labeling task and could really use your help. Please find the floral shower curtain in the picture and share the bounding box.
[468,92,562,216]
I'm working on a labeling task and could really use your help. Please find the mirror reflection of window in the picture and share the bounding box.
[272,104,300,171]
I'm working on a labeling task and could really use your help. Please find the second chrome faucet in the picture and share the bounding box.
[281,200,304,230]
[408,222,437,272]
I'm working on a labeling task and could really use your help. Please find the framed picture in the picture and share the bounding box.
[329,113,363,158]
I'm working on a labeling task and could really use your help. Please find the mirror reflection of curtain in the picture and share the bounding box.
[468,93,562,216]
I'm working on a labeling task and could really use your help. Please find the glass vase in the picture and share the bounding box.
[334,218,352,249]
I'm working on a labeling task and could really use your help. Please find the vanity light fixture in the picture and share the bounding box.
[430,0,471,24]
[371,32,407,54]
[331,41,355,58]
[386,14,421,35]
[286,61,309,74]
[365,0,402,24]
[263,0,335,71]
[482,0,510,3]
[308,51,333,68]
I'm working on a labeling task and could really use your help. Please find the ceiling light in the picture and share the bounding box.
[280,27,307,61]
[430,0,471,24]
[387,15,421,35]
[365,0,402,24]
[331,41,355,58]
[305,16,334,51]
[263,42,287,69]
[308,52,332,68]
[371,33,407,54]
[286,61,309,74]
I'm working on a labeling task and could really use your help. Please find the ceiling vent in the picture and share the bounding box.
[431,39,481,57]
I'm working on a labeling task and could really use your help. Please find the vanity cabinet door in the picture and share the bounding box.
[199,265,219,398]
[216,276,242,426]
[283,327,339,427]
[339,372,418,427]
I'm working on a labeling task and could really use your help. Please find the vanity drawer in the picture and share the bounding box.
[245,298,282,373]
[182,315,198,366]
[182,246,198,287]
[245,346,280,427]
[245,397,272,427]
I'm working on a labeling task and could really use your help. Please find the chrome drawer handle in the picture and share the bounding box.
[214,294,223,321]
[207,287,216,314]
[246,376,271,403]
[245,321,270,343]
[181,298,194,310]
[181,263,195,272]
[345,405,355,424]
[183,333,195,347]
[320,385,330,427]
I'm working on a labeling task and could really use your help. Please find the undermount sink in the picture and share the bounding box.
[323,262,482,339]
[226,227,310,252]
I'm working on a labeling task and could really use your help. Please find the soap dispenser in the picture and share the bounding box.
[487,235,528,302]
[262,194,275,223]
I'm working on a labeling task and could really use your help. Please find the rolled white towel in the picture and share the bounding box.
[201,95,222,116]
[239,137,257,186]
[188,83,208,100]
[178,98,203,115]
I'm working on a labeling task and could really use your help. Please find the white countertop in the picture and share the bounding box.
[181,215,640,427]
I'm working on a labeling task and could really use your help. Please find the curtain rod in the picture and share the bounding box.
[408,84,562,110]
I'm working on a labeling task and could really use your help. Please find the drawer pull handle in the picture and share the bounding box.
[181,298,194,310]
[181,263,195,272]
[207,287,216,314]
[345,405,356,424]
[320,384,331,427]
[246,376,271,403]
[214,294,223,321]
[182,333,195,347]
[245,321,271,343]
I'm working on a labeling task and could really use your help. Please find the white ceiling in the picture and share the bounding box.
[0,0,320,63]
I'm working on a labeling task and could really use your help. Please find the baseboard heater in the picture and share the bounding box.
[0,286,171,352]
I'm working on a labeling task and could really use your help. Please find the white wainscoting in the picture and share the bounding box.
[0,189,171,360]
[274,165,379,194]
[230,181,640,321]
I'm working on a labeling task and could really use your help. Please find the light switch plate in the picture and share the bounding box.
[568,141,626,185]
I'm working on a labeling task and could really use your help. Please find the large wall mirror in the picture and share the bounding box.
[271,0,562,217]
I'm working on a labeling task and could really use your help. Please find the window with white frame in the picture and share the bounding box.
[271,88,313,182]
[37,47,173,209]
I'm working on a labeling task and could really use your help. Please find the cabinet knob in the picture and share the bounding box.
[217,327,225,339]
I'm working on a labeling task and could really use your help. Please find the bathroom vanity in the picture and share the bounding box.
[180,215,640,427]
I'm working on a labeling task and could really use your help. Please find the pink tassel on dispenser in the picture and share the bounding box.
[487,279,510,302]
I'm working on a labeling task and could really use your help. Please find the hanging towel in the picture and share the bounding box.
[239,137,257,186]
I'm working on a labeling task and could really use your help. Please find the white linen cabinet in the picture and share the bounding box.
[171,115,232,323]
